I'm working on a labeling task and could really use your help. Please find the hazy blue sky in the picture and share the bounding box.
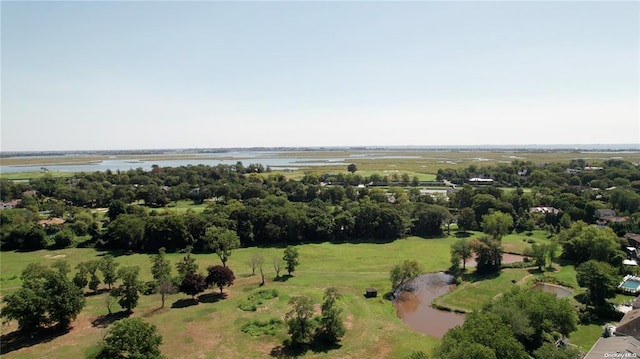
[2,1,638,151]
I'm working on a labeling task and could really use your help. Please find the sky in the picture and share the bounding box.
[1,1,639,151]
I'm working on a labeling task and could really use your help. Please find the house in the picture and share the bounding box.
[595,209,617,219]
[626,234,640,250]
[584,309,640,359]
[615,309,640,338]
[38,218,66,227]
[468,178,494,185]
[529,206,561,215]
[0,199,21,210]
[583,336,640,359]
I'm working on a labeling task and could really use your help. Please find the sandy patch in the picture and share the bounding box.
[344,314,354,330]
[44,254,67,259]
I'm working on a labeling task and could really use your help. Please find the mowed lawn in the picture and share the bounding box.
[1,237,455,359]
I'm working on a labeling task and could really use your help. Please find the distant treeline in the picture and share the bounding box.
[1,158,639,252]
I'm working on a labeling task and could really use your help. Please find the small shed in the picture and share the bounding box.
[365,288,378,298]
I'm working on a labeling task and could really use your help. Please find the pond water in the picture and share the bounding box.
[531,282,573,298]
[394,273,465,338]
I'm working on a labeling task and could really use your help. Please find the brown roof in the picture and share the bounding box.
[38,218,66,226]
[584,336,640,359]
[626,233,640,244]
[617,309,640,338]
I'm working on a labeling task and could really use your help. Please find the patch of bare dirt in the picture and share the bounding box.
[344,314,354,330]
[43,254,67,259]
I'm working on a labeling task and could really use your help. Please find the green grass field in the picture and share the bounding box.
[1,237,456,359]
[1,232,606,358]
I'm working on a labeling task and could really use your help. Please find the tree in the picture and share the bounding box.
[73,262,90,290]
[315,287,346,344]
[104,214,146,250]
[179,272,207,300]
[53,229,74,249]
[286,296,316,347]
[248,253,262,276]
[98,318,164,359]
[576,260,619,306]
[150,247,172,282]
[283,246,300,276]
[113,266,142,313]
[457,207,477,232]
[203,226,240,267]
[486,287,578,352]
[86,260,101,293]
[347,163,357,173]
[412,204,452,236]
[523,244,547,270]
[205,265,236,294]
[482,212,513,239]
[157,278,177,308]
[1,263,85,331]
[436,311,528,359]
[273,256,284,278]
[176,248,198,281]
[471,236,503,274]
[390,260,422,291]
[150,247,176,307]
[559,221,625,266]
[405,352,430,359]
[451,238,473,270]
[99,255,119,290]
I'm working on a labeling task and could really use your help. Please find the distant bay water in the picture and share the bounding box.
[0,151,420,174]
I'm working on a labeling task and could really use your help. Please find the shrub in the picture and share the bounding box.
[241,318,284,336]
[239,289,279,311]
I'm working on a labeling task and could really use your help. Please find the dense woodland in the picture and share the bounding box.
[1,159,639,252]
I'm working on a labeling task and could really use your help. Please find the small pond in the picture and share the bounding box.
[393,272,465,338]
[531,282,573,298]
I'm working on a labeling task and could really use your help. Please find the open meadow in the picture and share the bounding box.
[2,237,458,359]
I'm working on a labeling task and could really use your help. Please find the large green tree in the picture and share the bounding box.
[471,236,503,274]
[482,212,513,239]
[315,287,346,344]
[286,296,316,348]
[486,287,578,352]
[390,259,422,291]
[560,221,625,266]
[451,238,473,270]
[112,266,142,313]
[1,263,85,331]
[99,255,119,290]
[98,318,164,359]
[576,260,619,306]
[203,226,240,267]
[436,311,528,359]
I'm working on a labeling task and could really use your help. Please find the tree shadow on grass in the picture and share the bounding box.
[269,340,342,358]
[198,292,227,304]
[273,275,293,282]
[269,343,307,358]
[91,310,131,328]
[455,231,472,238]
[310,341,342,354]
[85,288,110,297]
[0,326,70,355]
[461,270,501,283]
[171,298,199,308]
